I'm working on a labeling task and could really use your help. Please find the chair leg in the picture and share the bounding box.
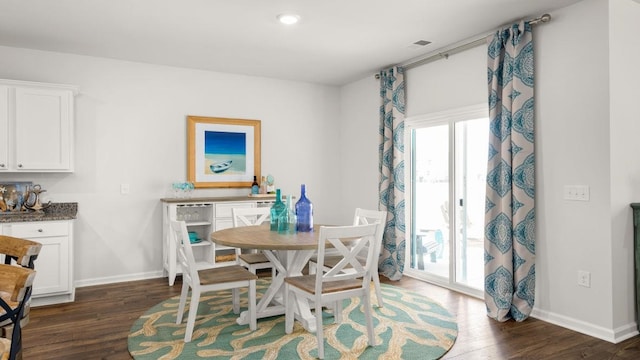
[362,291,375,347]
[248,280,257,331]
[176,282,189,324]
[284,285,294,334]
[232,288,240,314]
[315,301,325,359]
[333,300,343,324]
[9,316,22,360]
[184,290,201,342]
[372,271,384,308]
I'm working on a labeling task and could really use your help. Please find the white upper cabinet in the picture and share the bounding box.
[0,79,77,172]
[0,86,8,170]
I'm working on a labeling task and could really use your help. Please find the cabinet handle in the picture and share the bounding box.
[18,164,23,168]
[0,163,4,168]
[38,229,44,232]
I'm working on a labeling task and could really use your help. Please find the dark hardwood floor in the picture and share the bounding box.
[21,274,640,359]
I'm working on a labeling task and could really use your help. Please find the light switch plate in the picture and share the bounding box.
[563,185,589,201]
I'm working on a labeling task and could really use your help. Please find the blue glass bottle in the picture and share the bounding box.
[270,189,286,231]
[295,184,313,232]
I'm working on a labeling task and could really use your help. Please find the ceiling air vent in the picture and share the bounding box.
[408,40,431,50]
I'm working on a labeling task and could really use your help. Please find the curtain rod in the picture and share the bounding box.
[376,13,551,78]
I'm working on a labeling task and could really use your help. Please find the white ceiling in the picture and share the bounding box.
[0,0,582,86]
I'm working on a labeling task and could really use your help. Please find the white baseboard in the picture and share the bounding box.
[32,292,75,307]
[531,308,639,343]
[73,270,166,288]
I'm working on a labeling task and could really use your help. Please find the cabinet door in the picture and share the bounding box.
[14,87,73,170]
[0,86,8,170]
[30,235,70,296]
[5,221,72,296]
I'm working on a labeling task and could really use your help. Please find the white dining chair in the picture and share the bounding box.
[308,208,387,307]
[285,223,379,359]
[232,207,276,277]
[170,220,257,342]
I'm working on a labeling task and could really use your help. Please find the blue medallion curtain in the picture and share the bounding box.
[378,66,406,281]
[484,21,536,322]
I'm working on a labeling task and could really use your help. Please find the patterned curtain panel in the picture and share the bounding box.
[378,66,406,281]
[484,21,536,322]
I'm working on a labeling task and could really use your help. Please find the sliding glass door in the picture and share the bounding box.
[406,105,488,297]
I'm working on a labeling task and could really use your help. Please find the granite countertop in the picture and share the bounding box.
[0,202,78,223]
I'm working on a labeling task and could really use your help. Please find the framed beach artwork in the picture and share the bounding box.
[187,116,261,188]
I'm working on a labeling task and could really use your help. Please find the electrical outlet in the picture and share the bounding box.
[578,270,591,288]
[120,183,130,195]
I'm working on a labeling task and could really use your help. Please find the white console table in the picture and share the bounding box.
[161,196,276,286]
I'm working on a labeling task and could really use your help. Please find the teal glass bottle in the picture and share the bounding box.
[270,189,286,231]
[286,195,298,234]
[295,184,313,232]
[278,195,297,234]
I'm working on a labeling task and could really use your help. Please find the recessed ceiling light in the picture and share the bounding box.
[277,14,300,25]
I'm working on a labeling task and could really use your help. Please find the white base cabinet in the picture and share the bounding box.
[161,197,275,286]
[1,220,75,306]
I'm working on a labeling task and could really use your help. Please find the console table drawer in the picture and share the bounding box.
[215,202,255,218]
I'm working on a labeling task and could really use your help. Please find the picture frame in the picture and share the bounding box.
[187,116,261,188]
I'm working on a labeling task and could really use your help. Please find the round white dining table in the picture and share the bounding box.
[210,223,323,332]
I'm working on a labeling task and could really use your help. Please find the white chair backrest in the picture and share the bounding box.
[232,207,271,227]
[170,220,198,287]
[232,207,271,260]
[353,208,386,227]
[352,208,386,258]
[314,224,378,294]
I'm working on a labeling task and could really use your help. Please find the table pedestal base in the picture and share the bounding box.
[236,248,317,332]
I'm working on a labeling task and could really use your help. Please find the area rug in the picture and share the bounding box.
[128,279,457,359]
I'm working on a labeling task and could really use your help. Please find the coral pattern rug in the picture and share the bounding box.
[128,279,457,359]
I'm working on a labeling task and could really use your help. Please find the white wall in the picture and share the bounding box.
[532,0,616,340]
[340,0,639,343]
[0,46,344,285]
[338,77,381,220]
